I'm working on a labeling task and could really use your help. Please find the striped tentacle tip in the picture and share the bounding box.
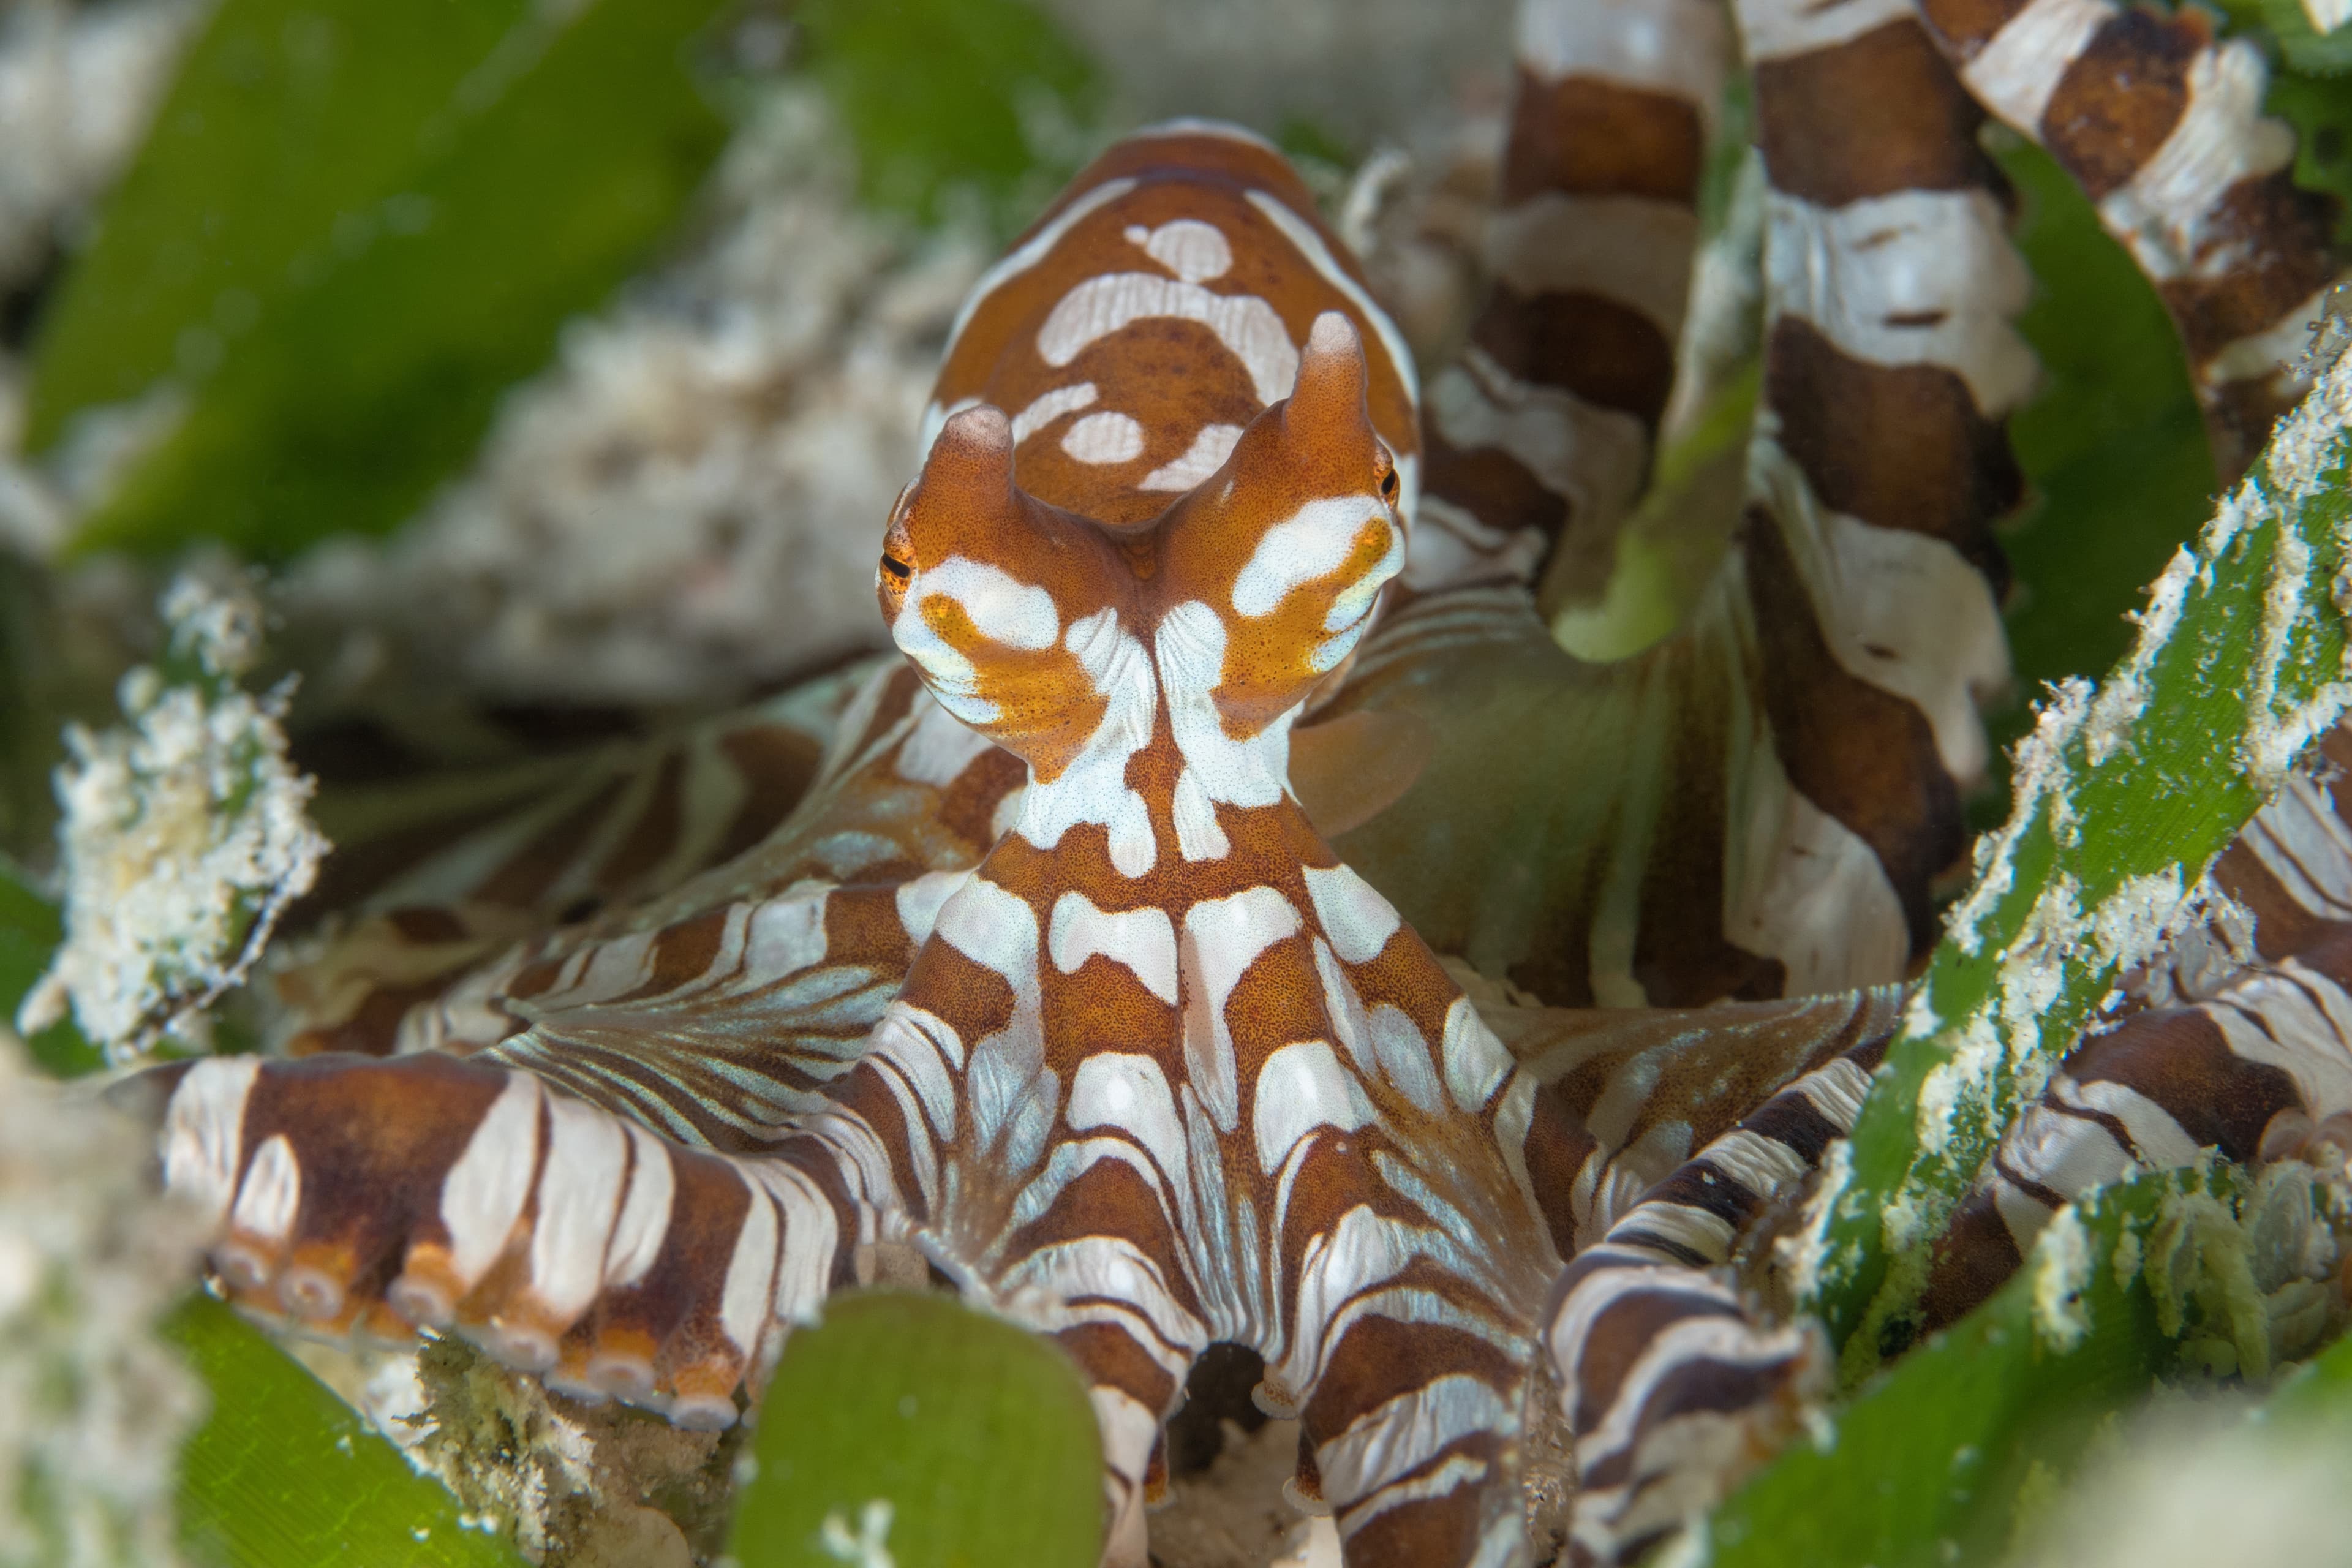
[1544,1257,1828,1566]
[147,1049,842,1431]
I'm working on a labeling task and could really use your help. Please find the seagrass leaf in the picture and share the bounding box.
[29,0,735,560]
[1796,349,2352,1377]
[729,1291,1103,1568]
[1710,1167,2239,1568]
[167,1297,526,1568]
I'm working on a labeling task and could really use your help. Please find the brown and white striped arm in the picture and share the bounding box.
[1914,0,2348,479]
[1733,0,2029,972]
[1488,984,1908,1254]
[140,1050,886,1430]
[1408,0,1729,599]
[273,668,869,1057]
[1319,0,2023,1008]
[1541,1014,1899,1566]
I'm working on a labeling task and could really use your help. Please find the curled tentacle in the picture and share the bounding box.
[151,1051,861,1429]
[1542,1022,1896,1566]
[1912,0,2349,480]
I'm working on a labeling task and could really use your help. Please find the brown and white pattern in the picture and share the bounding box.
[1912,0,2349,479]
[151,131,1563,1568]
[1409,0,1728,600]
[1544,1015,1894,1566]
[1317,0,2024,1009]
[117,8,2352,1566]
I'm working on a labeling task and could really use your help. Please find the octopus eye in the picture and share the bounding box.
[1379,468,1398,498]
[880,554,913,582]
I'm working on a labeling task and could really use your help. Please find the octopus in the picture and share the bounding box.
[128,0,2350,1563]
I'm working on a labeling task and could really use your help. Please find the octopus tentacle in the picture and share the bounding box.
[1541,1018,1896,1567]
[151,1050,870,1428]
[1489,983,1910,1253]
[1319,0,2025,1008]
[1912,0,2348,480]
[1734,0,2029,964]
[1408,0,1729,600]
[277,668,871,1058]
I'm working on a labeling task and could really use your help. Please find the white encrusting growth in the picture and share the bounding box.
[1819,347,2352,1327]
[18,575,330,1060]
[0,1031,206,1568]
[2029,1205,2093,1352]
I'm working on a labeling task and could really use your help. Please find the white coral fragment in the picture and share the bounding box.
[0,1029,206,1568]
[17,575,329,1059]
